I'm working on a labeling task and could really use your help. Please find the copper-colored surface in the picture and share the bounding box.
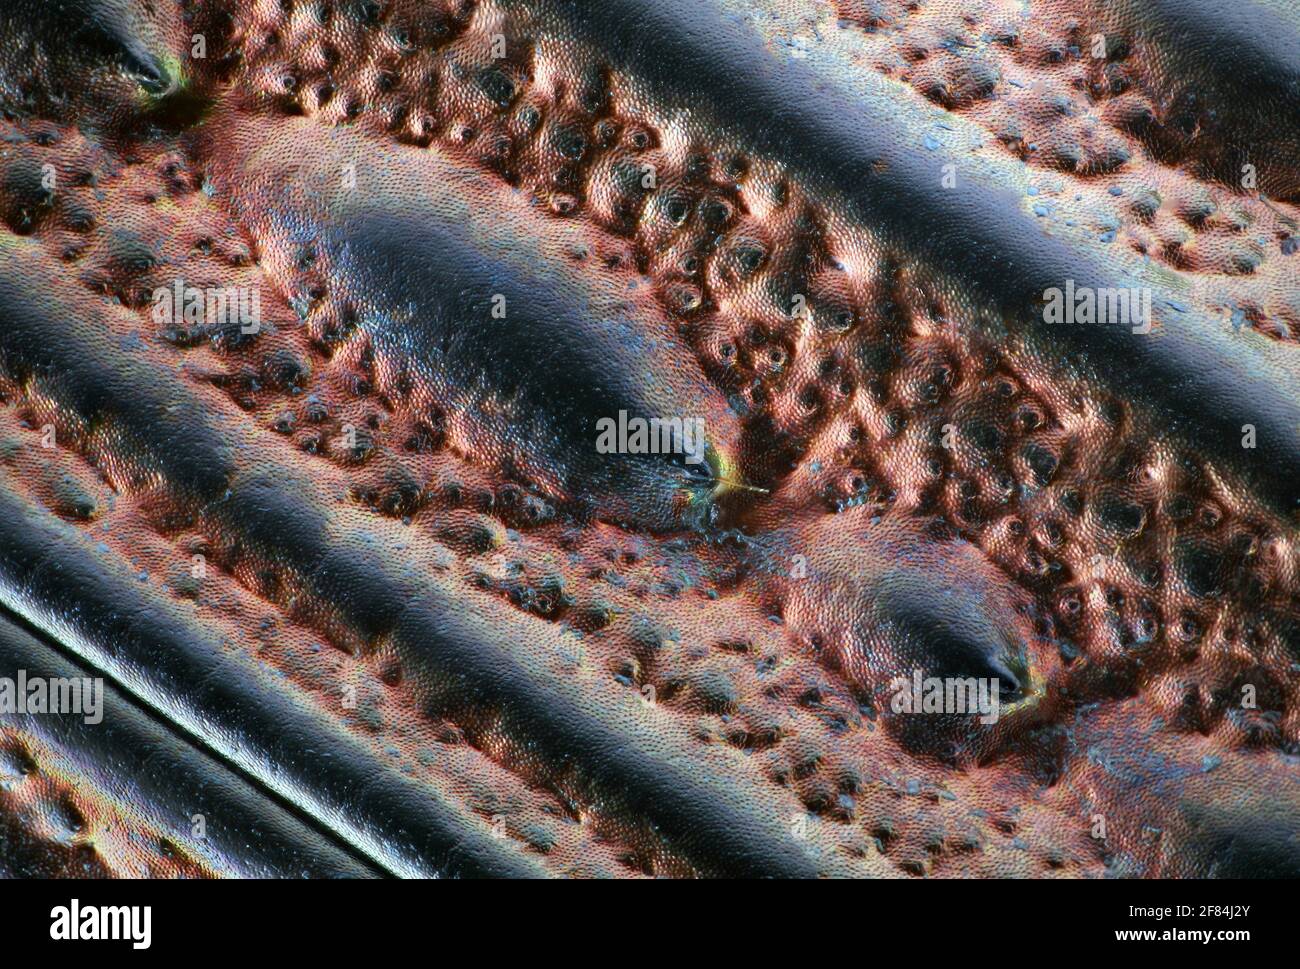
[0,0,1297,878]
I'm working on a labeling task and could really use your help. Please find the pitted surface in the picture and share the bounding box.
[0,0,1296,878]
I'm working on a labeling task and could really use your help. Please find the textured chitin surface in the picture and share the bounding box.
[0,0,1296,879]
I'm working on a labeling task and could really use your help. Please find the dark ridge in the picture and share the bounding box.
[0,604,383,878]
[5,0,171,93]
[542,0,1300,511]
[0,241,236,505]
[0,479,551,879]
[220,469,827,878]
[0,229,824,877]
[206,115,744,529]
[1101,0,1300,150]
